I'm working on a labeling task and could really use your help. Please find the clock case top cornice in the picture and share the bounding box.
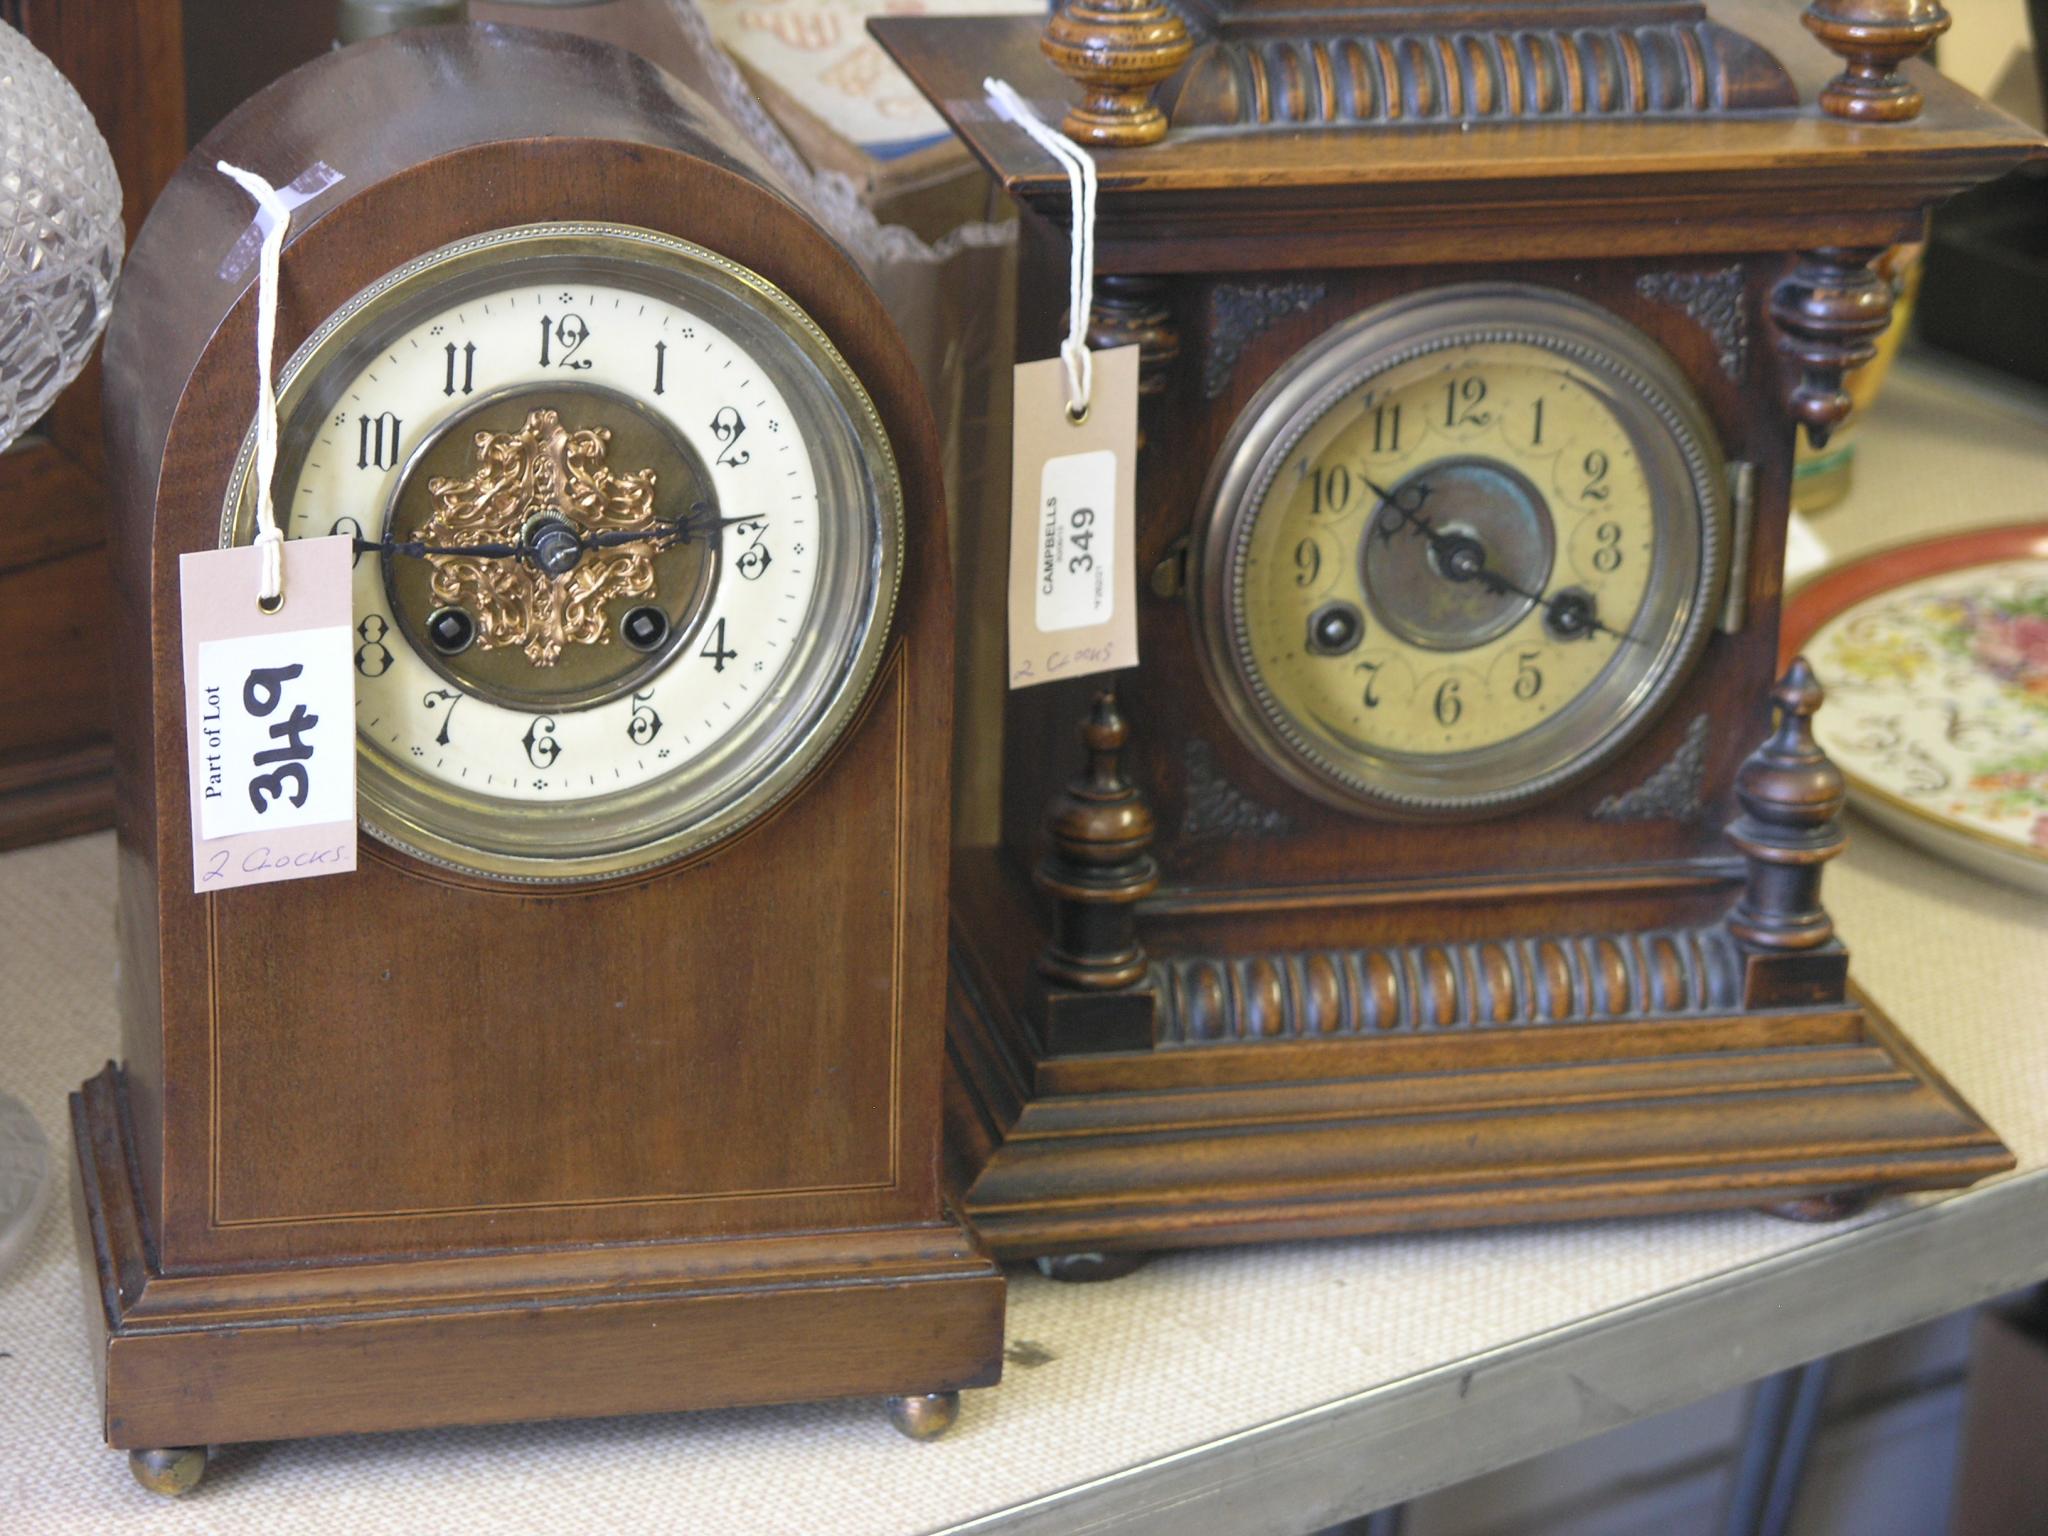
[870,0,2046,271]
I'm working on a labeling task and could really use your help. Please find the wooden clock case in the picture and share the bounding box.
[72,26,1001,1483]
[873,0,2044,1267]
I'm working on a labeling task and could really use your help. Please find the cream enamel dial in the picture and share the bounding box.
[223,224,902,881]
[1193,285,1728,818]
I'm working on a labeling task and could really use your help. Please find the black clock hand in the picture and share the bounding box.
[1363,475,1639,646]
[353,503,756,563]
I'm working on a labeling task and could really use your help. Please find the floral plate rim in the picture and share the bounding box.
[1781,520,2048,878]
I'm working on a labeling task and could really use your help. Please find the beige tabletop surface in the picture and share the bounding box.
[2,356,2046,1534]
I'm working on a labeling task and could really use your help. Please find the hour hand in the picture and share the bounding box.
[1363,476,1434,544]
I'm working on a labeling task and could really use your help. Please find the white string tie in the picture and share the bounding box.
[216,162,294,609]
[984,78,1098,420]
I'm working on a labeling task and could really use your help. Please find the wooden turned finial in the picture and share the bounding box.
[1036,688,1159,991]
[1041,0,1193,149]
[1803,1,1951,122]
[1770,248,1894,450]
[1727,660,1848,953]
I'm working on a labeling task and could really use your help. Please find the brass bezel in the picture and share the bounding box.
[1190,282,1729,821]
[221,222,904,884]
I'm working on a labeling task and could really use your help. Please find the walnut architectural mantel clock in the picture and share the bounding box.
[873,1,2045,1273]
[72,25,1000,1493]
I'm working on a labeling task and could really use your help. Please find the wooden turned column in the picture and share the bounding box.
[1728,660,1848,960]
[1771,248,1894,450]
[1084,275,1179,450]
[1036,688,1159,993]
[1803,1,1952,123]
[1041,0,1192,148]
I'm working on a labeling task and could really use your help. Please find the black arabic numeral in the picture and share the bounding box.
[1311,463,1352,517]
[357,411,402,470]
[1434,677,1464,727]
[699,617,737,673]
[1293,538,1322,588]
[540,313,591,370]
[736,524,773,582]
[522,715,561,769]
[353,614,393,677]
[628,690,663,745]
[249,762,309,814]
[1530,398,1545,447]
[1592,522,1625,573]
[1371,402,1403,455]
[1358,660,1383,710]
[1069,504,1094,559]
[1513,652,1544,702]
[330,515,365,568]
[422,688,464,747]
[1445,375,1491,429]
[710,406,750,468]
[1581,449,1612,502]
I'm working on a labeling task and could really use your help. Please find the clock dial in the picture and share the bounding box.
[1194,286,1728,818]
[223,224,902,881]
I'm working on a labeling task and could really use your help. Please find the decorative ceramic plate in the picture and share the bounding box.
[1783,524,2048,895]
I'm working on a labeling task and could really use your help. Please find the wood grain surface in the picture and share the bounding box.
[876,0,2041,1260]
[77,25,1000,1453]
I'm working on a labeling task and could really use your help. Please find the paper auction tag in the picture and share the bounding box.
[1007,343,1139,689]
[180,536,358,893]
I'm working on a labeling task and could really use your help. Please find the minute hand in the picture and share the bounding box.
[1362,476,1638,647]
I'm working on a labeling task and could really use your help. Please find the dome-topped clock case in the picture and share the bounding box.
[874,0,2040,1270]
[72,26,1000,1488]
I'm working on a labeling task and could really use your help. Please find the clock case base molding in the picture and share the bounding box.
[943,856,2010,1258]
[72,1068,1003,1448]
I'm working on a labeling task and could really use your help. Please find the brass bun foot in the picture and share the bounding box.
[128,1445,208,1496]
[1764,1189,1877,1224]
[885,1391,960,1441]
[1034,1250,1151,1283]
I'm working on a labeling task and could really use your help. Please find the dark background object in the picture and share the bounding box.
[1916,2,2048,388]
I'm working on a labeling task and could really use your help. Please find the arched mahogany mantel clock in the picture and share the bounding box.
[72,26,1001,1493]
[874,1,2045,1273]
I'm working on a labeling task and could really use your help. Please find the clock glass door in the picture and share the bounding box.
[222,223,903,881]
[1193,284,1729,818]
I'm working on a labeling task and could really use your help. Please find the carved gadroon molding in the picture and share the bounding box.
[1637,269,1749,382]
[1182,738,1296,841]
[1203,280,1327,399]
[1594,714,1712,824]
[1155,925,1746,1046]
[1162,21,1799,132]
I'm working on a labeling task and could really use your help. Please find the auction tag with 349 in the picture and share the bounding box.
[1007,344,1140,689]
[180,536,358,893]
